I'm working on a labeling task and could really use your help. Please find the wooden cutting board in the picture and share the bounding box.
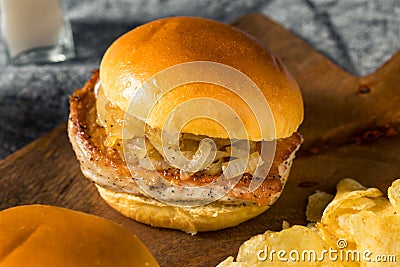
[1,13,400,266]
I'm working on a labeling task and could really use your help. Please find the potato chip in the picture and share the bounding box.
[344,210,399,267]
[306,222,317,229]
[282,220,290,229]
[306,191,334,223]
[314,223,360,267]
[218,178,400,267]
[218,226,346,266]
[234,230,274,264]
[320,178,383,240]
[388,179,400,210]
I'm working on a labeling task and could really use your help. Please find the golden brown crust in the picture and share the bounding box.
[68,71,137,193]
[100,16,303,140]
[68,72,301,206]
[0,205,159,267]
[158,134,302,206]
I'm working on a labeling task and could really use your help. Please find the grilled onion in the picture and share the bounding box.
[97,87,264,179]
[222,152,263,179]
[96,83,145,147]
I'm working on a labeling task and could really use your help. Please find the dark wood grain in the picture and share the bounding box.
[1,13,400,267]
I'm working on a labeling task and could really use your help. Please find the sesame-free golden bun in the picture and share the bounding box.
[0,205,159,267]
[96,186,268,235]
[100,16,303,141]
[67,73,297,234]
[95,170,290,235]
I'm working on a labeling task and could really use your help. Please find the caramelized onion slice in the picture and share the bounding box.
[96,83,145,147]
[222,152,264,179]
[183,133,231,149]
[147,127,218,173]
[202,160,223,176]
[186,138,216,172]
[123,137,147,163]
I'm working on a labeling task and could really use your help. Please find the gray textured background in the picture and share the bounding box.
[0,0,399,159]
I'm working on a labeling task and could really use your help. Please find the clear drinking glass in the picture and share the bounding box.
[0,0,75,65]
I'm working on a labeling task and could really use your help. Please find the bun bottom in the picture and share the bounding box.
[96,170,290,234]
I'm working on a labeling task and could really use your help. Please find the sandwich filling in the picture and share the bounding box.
[69,73,302,206]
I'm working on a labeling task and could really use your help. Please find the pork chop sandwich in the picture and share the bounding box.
[68,16,303,234]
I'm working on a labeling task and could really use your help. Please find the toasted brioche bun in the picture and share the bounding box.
[96,168,290,234]
[69,16,304,234]
[100,16,303,141]
[0,205,159,267]
[68,73,298,234]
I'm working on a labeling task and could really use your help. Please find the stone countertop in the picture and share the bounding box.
[0,0,399,159]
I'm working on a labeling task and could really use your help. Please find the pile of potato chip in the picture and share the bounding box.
[218,178,400,266]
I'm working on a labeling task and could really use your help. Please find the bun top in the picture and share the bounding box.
[0,205,159,267]
[100,16,303,140]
